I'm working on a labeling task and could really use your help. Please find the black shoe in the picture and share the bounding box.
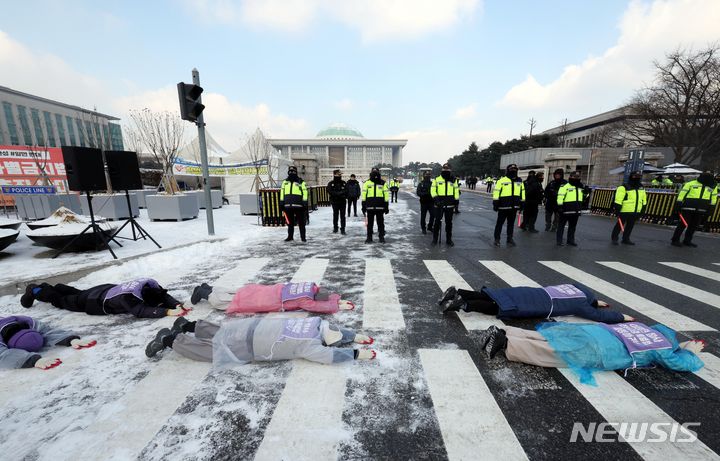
[428,226,434,232]
[494,239,501,247]
[567,241,578,247]
[333,228,338,233]
[145,328,175,358]
[507,239,516,247]
[438,286,457,305]
[171,317,191,335]
[422,229,427,235]
[611,238,619,245]
[671,240,682,247]
[528,229,539,233]
[557,242,564,246]
[365,238,373,244]
[190,283,212,305]
[284,237,293,242]
[442,294,466,313]
[20,284,38,308]
[446,239,455,247]
[621,240,635,245]
[485,326,508,359]
[684,241,698,247]
[431,239,438,245]
[354,214,358,217]
[545,225,551,231]
[301,237,307,242]
[341,229,346,235]
[379,237,385,243]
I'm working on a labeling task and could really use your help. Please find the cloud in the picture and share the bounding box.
[333,98,354,110]
[114,86,308,149]
[498,0,720,114]
[453,103,477,120]
[183,0,481,41]
[391,127,509,164]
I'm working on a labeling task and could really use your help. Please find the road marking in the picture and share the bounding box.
[659,262,720,282]
[694,352,720,390]
[254,362,348,461]
[539,261,714,332]
[599,261,720,309]
[423,260,505,330]
[419,349,528,461]
[291,258,330,283]
[559,368,720,460]
[67,258,271,459]
[363,258,406,330]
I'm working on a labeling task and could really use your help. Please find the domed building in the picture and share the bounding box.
[268,123,406,185]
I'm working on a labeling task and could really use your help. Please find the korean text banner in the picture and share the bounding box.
[0,145,67,193]
[172,158,268,177]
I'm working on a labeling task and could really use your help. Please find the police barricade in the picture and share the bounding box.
[312,185,331,207]
[589,187,720,232]
[259,186,328,227]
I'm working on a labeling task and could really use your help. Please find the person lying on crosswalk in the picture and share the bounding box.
[189,281,355,314]
[0,315,96,370]
[481,322,705,386]
[438,283,633,323]
[20,279,190,318]
[145,316,376,366]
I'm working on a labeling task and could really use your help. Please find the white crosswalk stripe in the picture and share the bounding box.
[66,257,272,459]
[659,262,720,282]
[362,258,406,330]
[423,259,505,329]
[696,353,720,390]
[599,261,720,309]
[539,261,714,332]
[419,349,528,461]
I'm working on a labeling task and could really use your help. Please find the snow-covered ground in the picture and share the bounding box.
[0,205,265,287]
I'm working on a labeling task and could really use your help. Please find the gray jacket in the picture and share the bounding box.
[0,319,78,369]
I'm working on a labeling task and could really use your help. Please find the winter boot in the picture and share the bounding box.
[438,286,457,305]
[365,237,373,244]
[494,239,501,247]
[145,328,176,358]
[341,229,346,235]
[284,237,293,242]
[379,236,385,243]
[507,239,516,247]
[190,283,213,305]
[442,294,466,313]
[20,284,39,308]
[171,317,194,335]
[333,227,339,233]
[485,326,508,359]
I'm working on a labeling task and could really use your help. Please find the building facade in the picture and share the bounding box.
[0,85,123,151]
[541,107,637,148]
[268,124,406,185]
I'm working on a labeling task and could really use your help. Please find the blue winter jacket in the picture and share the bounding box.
[481,283,625,323]
[537,322,704,385]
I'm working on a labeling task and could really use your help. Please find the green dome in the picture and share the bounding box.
[316,123,364,139]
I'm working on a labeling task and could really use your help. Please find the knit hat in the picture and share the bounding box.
[8,329,44,352]
[288,165,298,174]
[442,163,451,171]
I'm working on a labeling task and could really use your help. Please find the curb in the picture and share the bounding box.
[0,236,227,298]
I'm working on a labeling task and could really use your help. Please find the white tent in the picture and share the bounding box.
[177,130,230,163]
[662,163,702,175]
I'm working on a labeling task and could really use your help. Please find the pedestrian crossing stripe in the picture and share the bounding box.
[659,262,720,282]
[539,261,714,332]
[599,261,720,309]
[363,258,406,330]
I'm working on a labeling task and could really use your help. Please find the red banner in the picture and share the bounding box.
[0,145,68,205]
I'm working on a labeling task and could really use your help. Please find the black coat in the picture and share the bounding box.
[524,177,544,205]
[346,179,361,199]
[81,284,179,318]
[544,178,567,211]
[327,178,348,204]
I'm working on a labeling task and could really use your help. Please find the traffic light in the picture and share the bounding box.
[177,82,205,123]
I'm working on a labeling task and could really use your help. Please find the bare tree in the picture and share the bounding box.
[241,128,274,190]
[527,117,537,137]
[624,45,720,166]
[129,109,186,195]
[557,118,570,147]
[590,120,628,147]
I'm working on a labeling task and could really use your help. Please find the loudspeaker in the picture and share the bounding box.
[106,151,143,191]
[62,146,106,192]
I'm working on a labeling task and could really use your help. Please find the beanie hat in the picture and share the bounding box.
[442,163,451,171]
[554,168,564,175]
[8,329,44,352]
[288,165,298,174]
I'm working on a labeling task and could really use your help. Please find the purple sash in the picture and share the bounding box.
[543,284,586,300]
[280,317,321,341]
[601,322,673,354]
[280,282,317,304]
[104,278,160,302]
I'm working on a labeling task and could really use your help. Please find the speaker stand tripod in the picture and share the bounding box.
[111,190,161,248]
[53,191,122,259]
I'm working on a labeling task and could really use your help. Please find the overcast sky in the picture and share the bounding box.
[1,0,719,163]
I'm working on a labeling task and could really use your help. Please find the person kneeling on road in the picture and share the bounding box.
[438,283,633,323]
[189,281,355,314]
[0,315,96,370]
[146,316,376,365]
[21,278,190,318]
[479,321,705,385]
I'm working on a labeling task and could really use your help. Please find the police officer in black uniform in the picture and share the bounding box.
[327,169,348,235]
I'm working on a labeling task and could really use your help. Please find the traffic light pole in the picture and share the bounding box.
[192,68,215,236]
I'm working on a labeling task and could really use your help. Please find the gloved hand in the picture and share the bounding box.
[278,201,284,209]
[384,206,389,215]
[71,338,97,349]
[361,204,367,214]
[518,203,524,212]
[35,357,62,370]
[673,202,682,215]
[492,201,499,212]
[167,305,192,317]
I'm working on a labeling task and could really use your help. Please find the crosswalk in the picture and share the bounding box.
[2,256,720,460]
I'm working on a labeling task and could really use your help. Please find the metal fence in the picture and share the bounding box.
[589,187,720,232]
[258,185,331,227]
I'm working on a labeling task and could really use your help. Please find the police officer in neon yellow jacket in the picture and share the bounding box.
[388,178,400,203]
[430,163,460,246]
[279,165,308,242]
[671,171,717,247]
[611,171,647,245]
[492,164,524,247]
[361,168,389,243]
[556,171,585,246]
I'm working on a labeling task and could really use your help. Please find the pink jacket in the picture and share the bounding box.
[226,284,341,314]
